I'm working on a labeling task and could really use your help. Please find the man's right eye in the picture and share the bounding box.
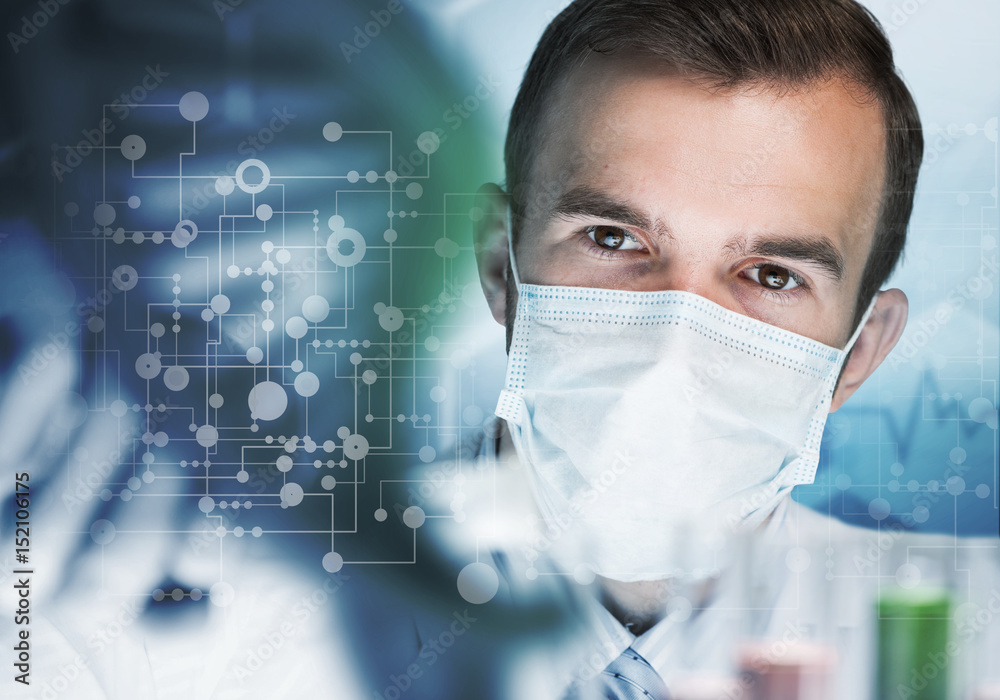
[585,225,642,251]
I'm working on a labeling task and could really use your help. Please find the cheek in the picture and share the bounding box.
[807,301,856,349]
[514,236,554,285]
[518,229,578,281]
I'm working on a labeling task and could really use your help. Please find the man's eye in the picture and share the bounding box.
[586,225,642,251]
[746,263,801,291]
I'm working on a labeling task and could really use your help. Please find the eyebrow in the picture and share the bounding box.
[727,236,846,282]
[549,186,673,241]
[550,185,845,282]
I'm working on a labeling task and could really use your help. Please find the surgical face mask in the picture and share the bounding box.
[496,219,875,582]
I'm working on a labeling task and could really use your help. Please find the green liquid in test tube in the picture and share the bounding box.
[876,587,952,700]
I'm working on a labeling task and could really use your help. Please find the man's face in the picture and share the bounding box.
[514,54,886,349]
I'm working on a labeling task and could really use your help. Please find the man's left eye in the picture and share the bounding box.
[745,263,801,290]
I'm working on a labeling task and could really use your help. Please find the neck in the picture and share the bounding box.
[598,577,677,636]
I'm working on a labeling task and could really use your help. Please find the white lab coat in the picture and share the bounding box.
[411,417,1000,700]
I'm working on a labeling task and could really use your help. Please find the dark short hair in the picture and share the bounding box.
[505,0,922,333]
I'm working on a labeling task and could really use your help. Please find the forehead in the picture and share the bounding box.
[531,54,886,273]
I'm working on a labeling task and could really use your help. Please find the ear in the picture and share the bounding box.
[472,182,511,327]
[830,288,908,412]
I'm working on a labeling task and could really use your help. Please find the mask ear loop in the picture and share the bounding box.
[506,204,522,289]
[843,291,879,354]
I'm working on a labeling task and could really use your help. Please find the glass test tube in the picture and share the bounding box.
[876,586,952,700]
[736,640,836,700]
[729,523,838,700]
